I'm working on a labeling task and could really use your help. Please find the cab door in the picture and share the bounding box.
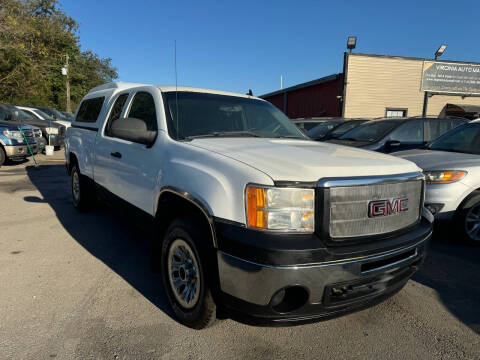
[94,88,163,214]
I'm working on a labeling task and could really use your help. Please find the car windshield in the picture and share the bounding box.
[163,92,307,140]
[429,123,480,155]
[307,120,343,138]
[339,120,401,142]
[13,108,36,121]
[329,120,367,136]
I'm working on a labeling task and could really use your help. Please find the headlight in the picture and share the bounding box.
[246,185,314,232]
[424,170,467,184]
[45,127,59,135]
[3,130,24,142]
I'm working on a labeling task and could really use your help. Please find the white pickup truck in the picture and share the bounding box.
[65,82,433,329]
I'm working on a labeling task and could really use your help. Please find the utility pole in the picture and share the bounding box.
[65,53,71,113]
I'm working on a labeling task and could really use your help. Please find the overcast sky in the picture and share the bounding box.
[63,0,480,96]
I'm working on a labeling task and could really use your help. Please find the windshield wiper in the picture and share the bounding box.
[184,131,261,141]
[271,135,306,139]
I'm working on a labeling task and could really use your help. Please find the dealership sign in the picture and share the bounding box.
[421,61,480,95]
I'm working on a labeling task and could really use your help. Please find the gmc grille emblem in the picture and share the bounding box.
[368,198,408,218]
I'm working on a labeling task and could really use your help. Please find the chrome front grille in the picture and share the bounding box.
[319,173,423,240]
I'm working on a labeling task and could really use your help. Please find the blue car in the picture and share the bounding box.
[0,122,38,167]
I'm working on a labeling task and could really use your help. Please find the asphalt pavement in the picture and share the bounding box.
[0,153,479,359]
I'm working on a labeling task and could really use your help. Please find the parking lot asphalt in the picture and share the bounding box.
[0,153,479,360]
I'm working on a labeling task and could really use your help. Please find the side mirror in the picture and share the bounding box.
[386,140,401,149]
[109,117,157,146]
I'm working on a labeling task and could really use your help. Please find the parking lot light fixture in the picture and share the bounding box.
[434,44,447,60]
[347,36,357,52]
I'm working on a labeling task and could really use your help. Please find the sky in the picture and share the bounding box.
[62,0,480,96]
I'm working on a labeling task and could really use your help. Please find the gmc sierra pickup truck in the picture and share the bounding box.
[65,82,433,329]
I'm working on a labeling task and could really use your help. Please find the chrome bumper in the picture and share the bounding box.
[217,236,428,306]
[4,145,33,157]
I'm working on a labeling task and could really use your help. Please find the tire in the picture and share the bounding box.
[70,163,94,211]
[161,217,217,329]
[0,146,5,167]
[454,191,480,246]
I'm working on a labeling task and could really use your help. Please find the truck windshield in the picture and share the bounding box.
[163,92,306,141]
[339,120,401,142]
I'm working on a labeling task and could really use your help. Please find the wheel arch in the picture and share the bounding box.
[155,187,217,248]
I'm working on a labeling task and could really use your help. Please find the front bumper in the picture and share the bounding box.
[215,217,431,323]
[4,144,38,159]
[425,182,473,220]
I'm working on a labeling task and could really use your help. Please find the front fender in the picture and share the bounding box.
[158,144,273,224]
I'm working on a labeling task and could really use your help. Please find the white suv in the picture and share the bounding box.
[65,82,432,329]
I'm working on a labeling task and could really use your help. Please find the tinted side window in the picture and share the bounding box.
[424,119,463,142]
[127,92,157,130]
[105,93,129,136]
[76,97,105,123]
[389,120,424,142]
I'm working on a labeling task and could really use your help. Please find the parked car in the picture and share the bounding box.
[66,82,432,329]
[32,106,72,125]
[292,117,338,131]
[306,119,345,140]
[319,119,369,141]
[0,121,38,167]
[308,119,368,141]
[62,112,74,121]
[328,117,468,153]
[0,104,66,149]
[395,121,480,245]
[17,106,71,128]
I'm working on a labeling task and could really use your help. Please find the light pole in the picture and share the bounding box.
[422,44,447,117]
[61,53,72,113]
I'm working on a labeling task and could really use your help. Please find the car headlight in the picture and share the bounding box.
[246,185,314,232]
[424,170,467,184]
[3,130,24,142]
[45,127,59,135]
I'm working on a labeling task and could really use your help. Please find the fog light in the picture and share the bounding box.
[425,203,444,215]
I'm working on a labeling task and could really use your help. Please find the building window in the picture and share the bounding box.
[385,108,408,118]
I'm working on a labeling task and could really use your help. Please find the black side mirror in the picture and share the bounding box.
[109,118,157,146]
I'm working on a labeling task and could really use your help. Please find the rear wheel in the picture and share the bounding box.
[455,191,480,246]
[70,163,94,211]
[161,217,217,329]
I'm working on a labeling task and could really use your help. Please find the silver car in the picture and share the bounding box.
[395,121,480,244]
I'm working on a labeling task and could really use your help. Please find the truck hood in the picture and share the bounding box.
[188,138,420,181]
[394,149,480,171]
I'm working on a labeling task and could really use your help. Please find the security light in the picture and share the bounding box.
[347,36,357,52]
[435,44,447,59]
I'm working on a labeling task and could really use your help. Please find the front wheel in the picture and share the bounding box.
[161,218,217,329]
[455,191,480,246]
[0,146,5,167]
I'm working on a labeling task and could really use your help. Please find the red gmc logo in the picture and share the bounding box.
[368,198,408,217]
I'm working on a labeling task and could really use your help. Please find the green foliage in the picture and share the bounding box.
[0,0,118,111]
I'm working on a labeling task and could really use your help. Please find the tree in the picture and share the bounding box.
[0,0,117,111]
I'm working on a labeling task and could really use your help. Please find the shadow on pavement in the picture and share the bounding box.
[25,164,174,321]
[413,227,480,334]
[25,164,480,332]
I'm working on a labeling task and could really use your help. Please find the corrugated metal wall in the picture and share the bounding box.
[263,76,343,118]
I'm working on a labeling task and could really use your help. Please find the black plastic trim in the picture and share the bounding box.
[71,124,98,132]
[214,217,431,266]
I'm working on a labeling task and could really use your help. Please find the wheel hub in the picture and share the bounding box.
[167,239,201,309]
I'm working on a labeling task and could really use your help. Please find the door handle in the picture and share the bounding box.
[110,152,122,158]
